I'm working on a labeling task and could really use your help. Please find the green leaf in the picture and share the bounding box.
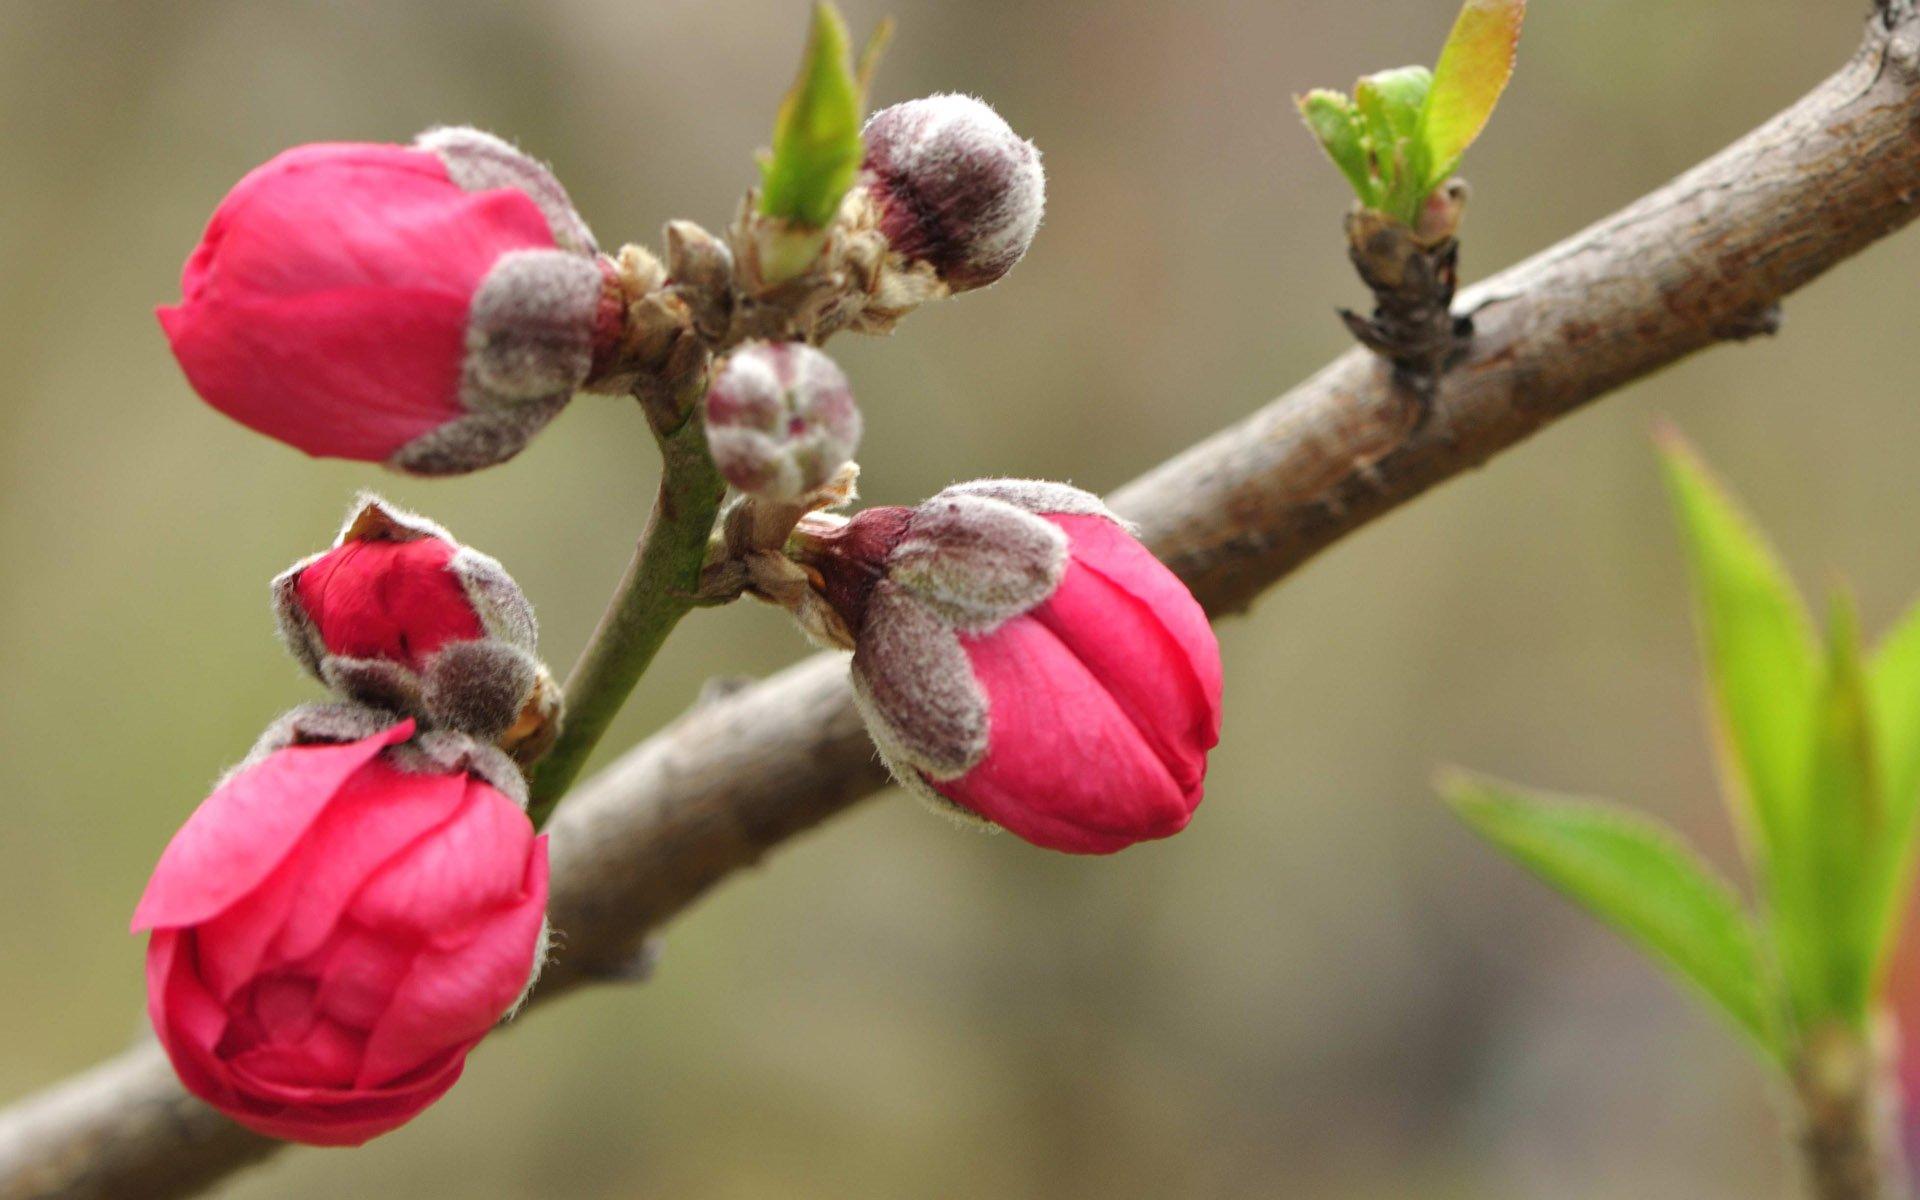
[854,15,893,95]
[1657,430,1821,873]
[760,2,870,229]
[1771,593,1885,1028]
[1444,774,1782,1059]
[1866,595,1920,982]
[1296,90,1376,207]
[1873,597,1920,829]
[1355,66,1432,224]
[1355,66,1432,144]
[1658,432,1888,1034]
[1418,0,1525,188]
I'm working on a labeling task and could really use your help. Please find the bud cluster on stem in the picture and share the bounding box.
[138,9,1228,1158]
[586,93,1046,377]
[134,497,562,1145]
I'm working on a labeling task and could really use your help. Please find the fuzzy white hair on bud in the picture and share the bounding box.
[420,640,539,741]
[932,478,1129,529]
[860,93,1045,291]
[849,582,990,781]
[463,248,603,407]
[508,918,553,1019]
[390,728,529,810]
[240,702,403,774]
[888,494,1068,632]
[319,656,424,716]
[270,564,327,677]
[389,394,570,476]
[336,493,455,546]
[450,547,539,651]
[416,126,597,256]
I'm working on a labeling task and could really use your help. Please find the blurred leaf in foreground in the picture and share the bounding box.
[1444,773,1782,1057]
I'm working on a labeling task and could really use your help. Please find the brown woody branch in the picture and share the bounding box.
[6,10,1920,1199]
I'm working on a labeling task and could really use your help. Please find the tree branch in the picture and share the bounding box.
[6,11,1920,1198]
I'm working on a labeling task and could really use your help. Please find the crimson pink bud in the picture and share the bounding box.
[274,496,559,761]
[859,94,1045,292]
[705,341,862,502]
[158,131,606,475]
[131,720,549,1146]
[812,480,1222,854]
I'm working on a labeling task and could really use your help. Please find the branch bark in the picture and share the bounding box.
[7,11,1920,1198]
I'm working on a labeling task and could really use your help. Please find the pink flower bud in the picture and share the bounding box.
[274,497,559,761]
[158,130,607,475]
[705,342,862,502]
[859,94,1045,292]
[809,481,1222,854]
[131,720,548,1146]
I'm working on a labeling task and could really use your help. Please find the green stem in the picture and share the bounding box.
[526,392,725,827]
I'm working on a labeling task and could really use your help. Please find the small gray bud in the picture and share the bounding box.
[664,219,734,339]
[705,341,862,503]
[860,94,1045,292]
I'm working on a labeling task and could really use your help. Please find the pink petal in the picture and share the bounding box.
[935,618,1194,854]
[220,1046,471,1147]
[195,145,550,298]
[250,976,319,1045]
[229,1014,361,1089]
[356,838,548,1087]
[268,762,469,963]
[192,858,308,1002]
[348,777,533,939]
[314,922,418,1031]
[147,931,222,1053]
[1029,519,1222,802]
[180,756,461,1001]
[131,722,413,932]
[176,144,453,301]
[146,931,239,1110]
[160,285,471,461]
[294,538,483,668]
[148,747,458,1003]
[1049,514,1222,719]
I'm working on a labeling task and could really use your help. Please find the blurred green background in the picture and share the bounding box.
[2,1,1913,1196]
